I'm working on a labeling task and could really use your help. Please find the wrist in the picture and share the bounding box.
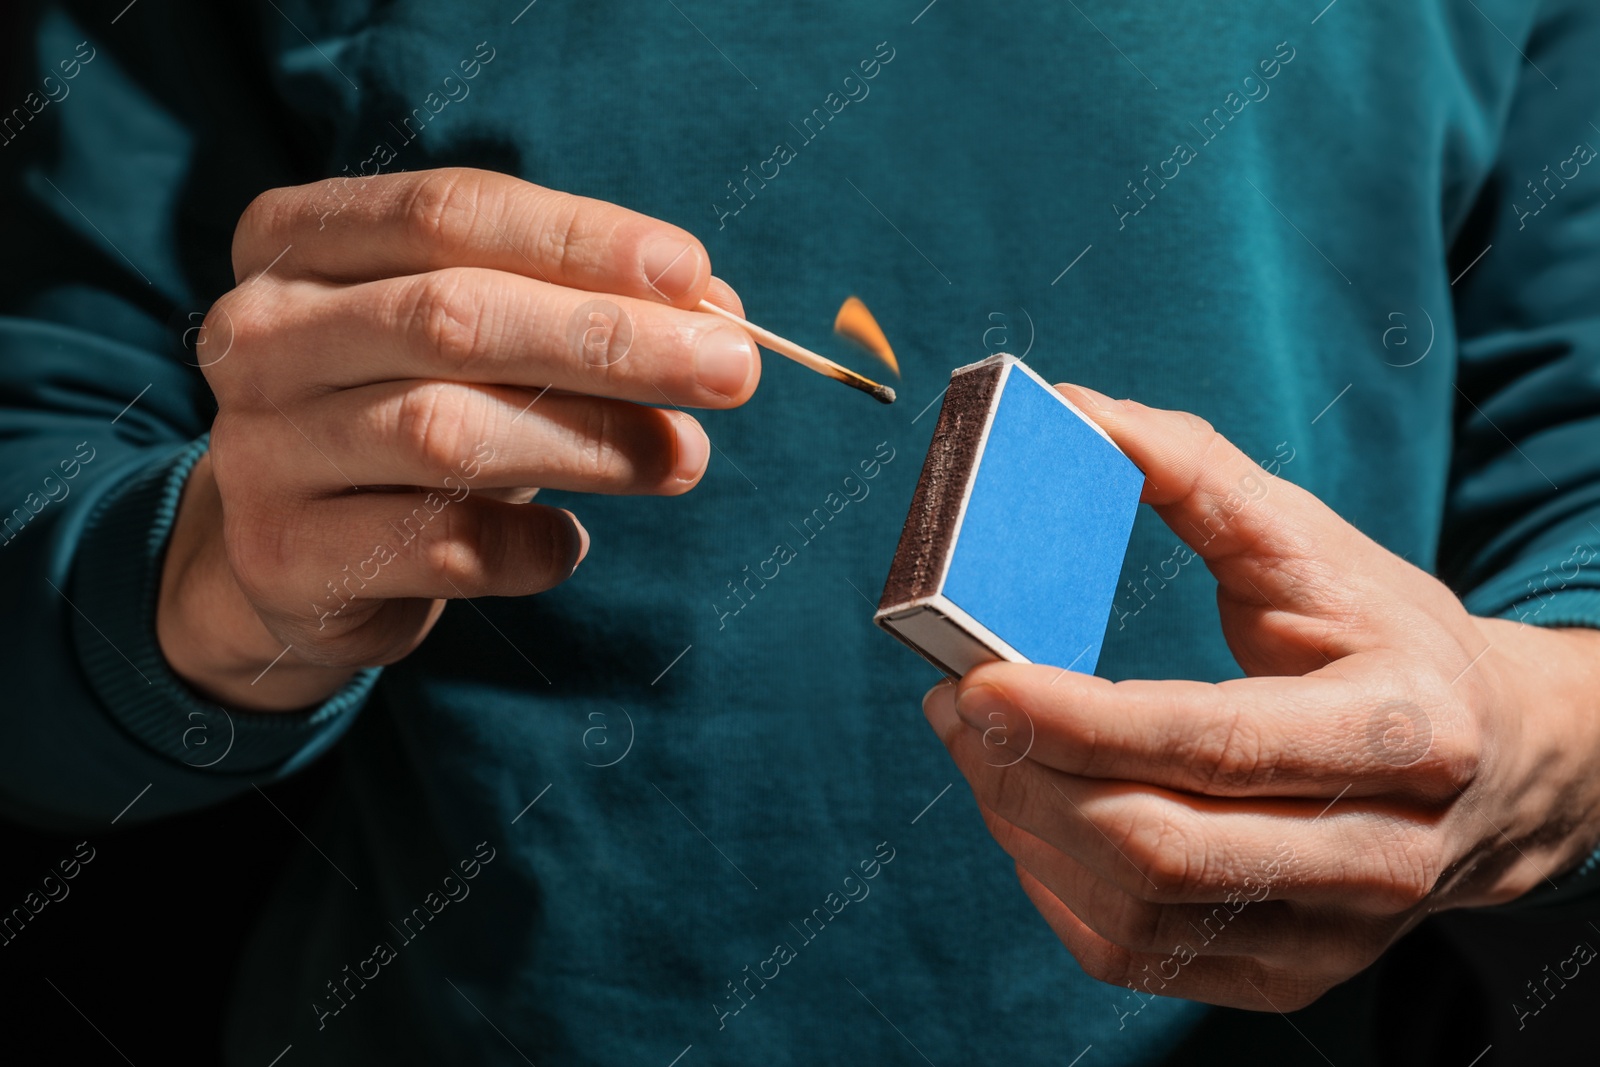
[157,453,357,711]
[1464,617,1600,903]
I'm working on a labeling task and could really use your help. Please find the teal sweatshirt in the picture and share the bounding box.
[4,1,1600,1063]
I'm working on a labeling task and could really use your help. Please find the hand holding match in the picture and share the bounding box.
[160,169,765,711]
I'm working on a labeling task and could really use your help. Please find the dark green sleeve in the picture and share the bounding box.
[0,4,375,831]
[1440,0,1600,909]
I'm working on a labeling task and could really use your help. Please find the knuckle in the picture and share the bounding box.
[201,291,239,339]
[235,188,278,238]
[1409,668,1453,715]
[986,763,1038,824]
[1104,894,1168,953]
[232,188,293,275]
[1418,674,1479,789]
[1267,971,1334,1012]
[1377,832,1441,911]
[1308,917,1384,978]
[1192,703,1274,792]
[402,170,482,253]
[229,568,278,618]
[215,289,271,359]
[1122,814,1208,900]
[1143,850,1200,902]
[1423,724,1481,793]
[1174,409,1226,465]
[1074,939,1135,990]
[535,196,591,278]
[221,497,301,603]
[209,412,269,494]
[405,271,489,369]
[1158,418,1231,507]
[199,319,238,371]
[1185,411,1219,439]
[421,504,487,593]
[1363,687,1440,771]
[571,303,634,374]
[466,502,511,579]
[196,297,244,380]
[1366,677,1447,777]
[395,385,476,477]
[577,399,624,482]
[1072,720,1104,776]
[206,409,245,465]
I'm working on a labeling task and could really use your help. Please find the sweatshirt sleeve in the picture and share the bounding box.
[1438,0,1600,910]
[0,5,376,831]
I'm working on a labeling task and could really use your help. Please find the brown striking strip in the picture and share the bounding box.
[878,360,1005,610]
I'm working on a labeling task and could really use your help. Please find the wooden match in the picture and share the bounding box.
[696,300,897,405]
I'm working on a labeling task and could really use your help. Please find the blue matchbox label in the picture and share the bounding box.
[937,362,1143,674]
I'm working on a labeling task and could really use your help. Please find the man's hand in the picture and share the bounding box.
[158,168,759,711]
[922,385,1600,1010]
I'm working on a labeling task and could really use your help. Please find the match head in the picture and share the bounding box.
[872,383,897,404]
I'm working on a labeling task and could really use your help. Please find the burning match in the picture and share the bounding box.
[696,300,897,405]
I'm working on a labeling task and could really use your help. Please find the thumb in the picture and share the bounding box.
[700,275,746,318]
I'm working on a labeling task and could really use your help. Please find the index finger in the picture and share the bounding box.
[233,168,712,306]
[1051,384,1340,572]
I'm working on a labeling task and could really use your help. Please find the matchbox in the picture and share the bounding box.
[874,354,1144,678]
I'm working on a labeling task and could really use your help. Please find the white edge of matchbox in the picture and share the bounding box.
[873,594,1030,679]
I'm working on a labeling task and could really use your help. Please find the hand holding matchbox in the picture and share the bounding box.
[876,355,1144,678]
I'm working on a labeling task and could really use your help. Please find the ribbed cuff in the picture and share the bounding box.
[1498,588,1600,631]
[69,437,379,775]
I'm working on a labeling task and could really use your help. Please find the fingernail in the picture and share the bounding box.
[565,511,590,570]
[671,412,710,484]
[642,235,702,301]
[922,681,960,737]
[695,329,755,399]
[954,682,1003,727]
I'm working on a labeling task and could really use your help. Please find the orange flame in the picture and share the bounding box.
[833,296,900,378]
